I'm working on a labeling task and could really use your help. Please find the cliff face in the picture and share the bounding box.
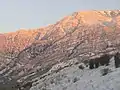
[0,10,120,90]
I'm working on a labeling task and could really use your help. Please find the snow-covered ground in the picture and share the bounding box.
[30,57,120,90]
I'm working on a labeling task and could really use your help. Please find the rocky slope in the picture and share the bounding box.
[0,27,50,55]
[0,10,120,90]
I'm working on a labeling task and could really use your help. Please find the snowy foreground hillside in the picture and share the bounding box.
[30,57,120,90]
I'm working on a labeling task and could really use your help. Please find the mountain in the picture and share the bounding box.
[0,10,120,53]
[0,10,120,90]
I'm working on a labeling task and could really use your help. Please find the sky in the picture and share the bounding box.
[0,0,120,33]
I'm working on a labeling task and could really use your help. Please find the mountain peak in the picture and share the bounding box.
[0,10,120,90]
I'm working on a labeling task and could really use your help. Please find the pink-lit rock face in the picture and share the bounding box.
[0,34,6,50]
[0,10,120,53]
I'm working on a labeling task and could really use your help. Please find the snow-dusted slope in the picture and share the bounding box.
[30,57,120,90]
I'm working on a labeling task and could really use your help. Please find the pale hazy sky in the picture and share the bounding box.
[0,0,120,33]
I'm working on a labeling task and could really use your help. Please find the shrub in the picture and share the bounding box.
[73,77,79,83]
[78,65,84,69]
[78,63,86,70]
[101,68,112,76]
